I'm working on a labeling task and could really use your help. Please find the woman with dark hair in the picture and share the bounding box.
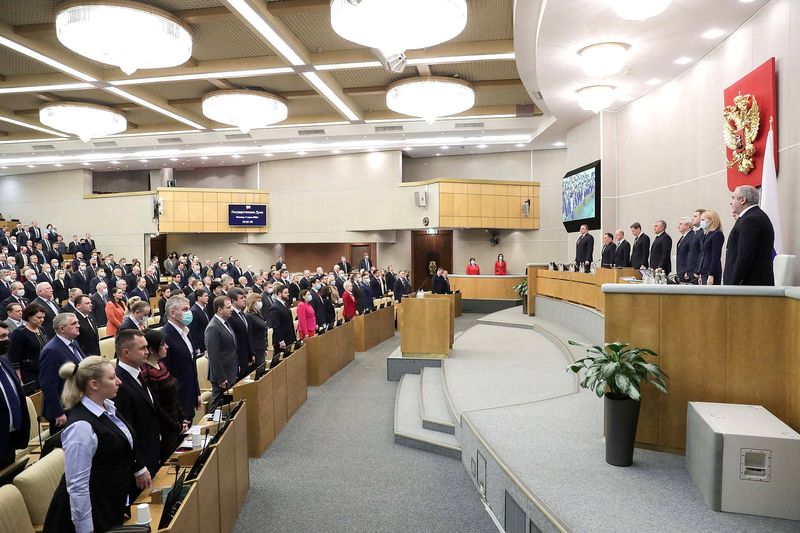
[44,356,151,533]
[8,303,48,385]
[158,286,171,325]
[320,282,336,325]
[494,253,507,275]
[296,289,317,339]
[104,287,127,337]
[245,292,268,368]
[141,329,186,460]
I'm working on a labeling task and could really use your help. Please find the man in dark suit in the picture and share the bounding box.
[162,294,201,420]
[0,272,11,303]
[32,282,60,338]
[359,252,372,273]
[432,268,446,294]
[600,233,617,268]
[298,270,311,291]
[67,235,82,255]
[613,230,631,268]
[724,185,775,286]
[227,260,243,280]
[37,263,55,286]
[38,313,84,428]
[337,256,351,274]
[22,271,38,301]
[114,329,166,483]
[629,222,651,269]
[385,267,396,292]
[73,294,100,356]
[1,282,27,321]
[574,224,594,271]
[268,285,296,354]
[90,282,108,327]
[393,270,412,302]
[675,217,695,282]
[686,209,705,282]
[84,233,96,252]
[189,290,210,353]
[144,267,159,296]
[227,288,253,377]
[274,256,285,271]
[0,321,31,469]
[259,284,276,321]
[70,262,91,294]
[309,281,327,328]
[206,295,239,409]
[129,277,150,302]
[168,273,183,296]
[649,220,673,275]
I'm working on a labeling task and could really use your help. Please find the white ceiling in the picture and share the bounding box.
[516,0,771,147]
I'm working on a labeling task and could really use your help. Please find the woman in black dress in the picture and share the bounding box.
[158,286,171,326]
[8,304,48,386]
[245,292,268,368]
[320,283,336,325]
[52,269,70,304]
[141,329,186,460]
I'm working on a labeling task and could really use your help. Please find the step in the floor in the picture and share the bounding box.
[394,374,461,459]
[420,367,456,435]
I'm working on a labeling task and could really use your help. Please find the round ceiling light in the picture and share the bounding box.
[576,85,616,113]
[578,42,630,78]
[39,102,127,142]
[386,77,475,124]
[331,0,468,56]
[202,90,288,133]
[55,1,192,75]
[611,0,671,21]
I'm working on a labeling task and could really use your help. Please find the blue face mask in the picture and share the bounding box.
[181,310,193,326]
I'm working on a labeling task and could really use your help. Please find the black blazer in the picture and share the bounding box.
[393,278,412,302]
[432,275,445,294]
[38,336,84,421]
[229,309,252,373]
[575,233,594,265]
[269,300,296,350]
[90,292,108,327]
[0,357,30,466]
[189,303,209,352]
[117,316,143,335]
[337,261,351,273]
[0,295,27,321]
[32,296,58,338]
[162,321,200,420]
[53,278,69,304]
[309,290,326,327]
[359,258,372,272]
[630,233,651,269]
[723,206,775,285]
[614,240,631,268]
[129,287,149,301]
[246,311,268,354]
[686,229,704,278]
[70,271,90,294]
[113,365,165,477]
[288,282,301,303]
[649,232,673,274]
[698,230,725,279]
[601,242,617,268]
[675,231,694,280]
[75,311,101,356]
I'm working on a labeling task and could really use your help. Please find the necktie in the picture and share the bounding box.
[17,298,25,310]
[0,367,22,430]
[70,341,83,361]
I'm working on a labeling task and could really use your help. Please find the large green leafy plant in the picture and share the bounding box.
[511,280,528,297]
[566,341,669,400]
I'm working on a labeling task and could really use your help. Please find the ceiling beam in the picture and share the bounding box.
[0,106,69,137]
[267,0,329,16]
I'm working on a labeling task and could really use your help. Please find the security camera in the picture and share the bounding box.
[489,231,500,246]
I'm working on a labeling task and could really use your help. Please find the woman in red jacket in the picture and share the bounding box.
[494,253,507,275]
[105,287,127,337]
[466,258,480,275]
[341,280,357,321]
[296,289,317,339]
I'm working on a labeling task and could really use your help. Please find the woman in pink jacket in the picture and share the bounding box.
[296,289,317,339]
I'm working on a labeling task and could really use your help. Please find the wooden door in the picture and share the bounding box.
[411,231,453,292]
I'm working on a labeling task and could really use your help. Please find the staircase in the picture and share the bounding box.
[393,367,460,459]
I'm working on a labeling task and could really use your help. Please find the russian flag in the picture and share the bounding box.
[759,121,783,259]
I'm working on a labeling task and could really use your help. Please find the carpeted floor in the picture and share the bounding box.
[234,313,495,533]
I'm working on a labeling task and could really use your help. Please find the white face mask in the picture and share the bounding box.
[304,294,313,302]
[255,301,263,311]
[699,220,709,230]
[16,289,25,297]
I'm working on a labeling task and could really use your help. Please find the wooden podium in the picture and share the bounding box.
[398,296,451,358]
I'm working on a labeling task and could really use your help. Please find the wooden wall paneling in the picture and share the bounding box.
[788,299,800,431]
[440,193,454,217]
[453,193,467,217]
[196,450,221,533]
[272,360,288,437]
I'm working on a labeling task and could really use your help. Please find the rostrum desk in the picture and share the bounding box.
[397,296,452,357]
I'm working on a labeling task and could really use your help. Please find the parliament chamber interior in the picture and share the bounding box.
[1,1,800,532]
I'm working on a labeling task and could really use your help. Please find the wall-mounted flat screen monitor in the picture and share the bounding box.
[562,159,601,232]
[228,204,267,227]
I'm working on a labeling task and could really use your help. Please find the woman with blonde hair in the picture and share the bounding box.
[53,269,69,304]
[697,209,725,285]
[245,292,268,368]
[44,356,151,533]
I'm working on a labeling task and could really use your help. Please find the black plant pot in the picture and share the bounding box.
[521,296,528,314]
[604,393,641,467]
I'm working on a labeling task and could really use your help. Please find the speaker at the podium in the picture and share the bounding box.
[686,402,800,521]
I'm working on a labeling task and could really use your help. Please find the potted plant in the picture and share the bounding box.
[512,280,528,314]
[566,341,669,467]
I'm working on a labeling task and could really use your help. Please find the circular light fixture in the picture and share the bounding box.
[576,85,616,113]
[39,102,127,142]
[611,0,671,21]
[55,1,192,75]
[331,0,467,56]
[202,90,288,133]
[577,42,630,78]
[386,77,475,124]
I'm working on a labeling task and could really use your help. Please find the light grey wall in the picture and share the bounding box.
[402,151,535,182]
[173,166,248,189]
[93,170,150,193]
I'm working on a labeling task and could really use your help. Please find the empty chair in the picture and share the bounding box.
[97,326,107,339]
[0,484,34,533]
[99,337,115,360]
[13,448,64,530]
[195,356,211,391]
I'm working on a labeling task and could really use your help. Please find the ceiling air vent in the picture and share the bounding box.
[374,125,403,132]
[297,129,325,136]
[92,141,117,147]
[156,137,183,144]
[533,91,544,101]
[225,133,251,140]
[31,144,56,151]
[455,122,484,129]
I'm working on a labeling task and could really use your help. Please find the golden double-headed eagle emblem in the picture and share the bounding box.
[723,94,760,174]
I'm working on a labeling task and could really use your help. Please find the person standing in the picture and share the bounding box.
[161,295,201,423]
[359,252,372,272]
[494,254,507,275]
[613,230,631,268]
[393,270,412,302]
[104,287,127,337]
[675,217,695,282]
[629,222,651,269]
[342,281,357,320]
[0,320,30,469]
[687,209,706,283]
[466,258,480,275]
[205,296,239,409]
[189,289,210,354]
[649,220,673,274]
[600,233,616,268]
[73,294,100,356]
[575,224,594,271]
[245,293,268,368]
[723,185,775,285]
[337,255,351,274]
[697,209,725,285]
[8,304,48,386]
[43,356,151,533]
[38,313,85,429]
[296,290,317,340]
[269,285,296,354]
[227,288,254,377]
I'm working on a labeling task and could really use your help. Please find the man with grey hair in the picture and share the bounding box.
[33,281,59,337]
[0,281,26,321]
[649,220,673,275]
[162,294,201,419]
[724,185,775,285]
[38,312,84,428]
[675,216,695,282]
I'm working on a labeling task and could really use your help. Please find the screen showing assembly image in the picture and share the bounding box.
[561,159,601,232]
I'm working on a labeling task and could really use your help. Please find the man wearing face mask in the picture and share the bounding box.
[356,274,374,314]
[90,281,109,327]
[309,279,327,328]
[0,320,31,469]
[0,282,27,321]
[37,262,55,286]
[189,289,209,353]
[162,295,201,420]
[686,209,705,283]
[260,282,276,320]
[23,269,38,301]
[70,261,91,294]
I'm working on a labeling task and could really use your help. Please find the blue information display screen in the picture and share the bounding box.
[228,204,267,226]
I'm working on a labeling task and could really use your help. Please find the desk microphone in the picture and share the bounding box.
[36,415,44,454]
